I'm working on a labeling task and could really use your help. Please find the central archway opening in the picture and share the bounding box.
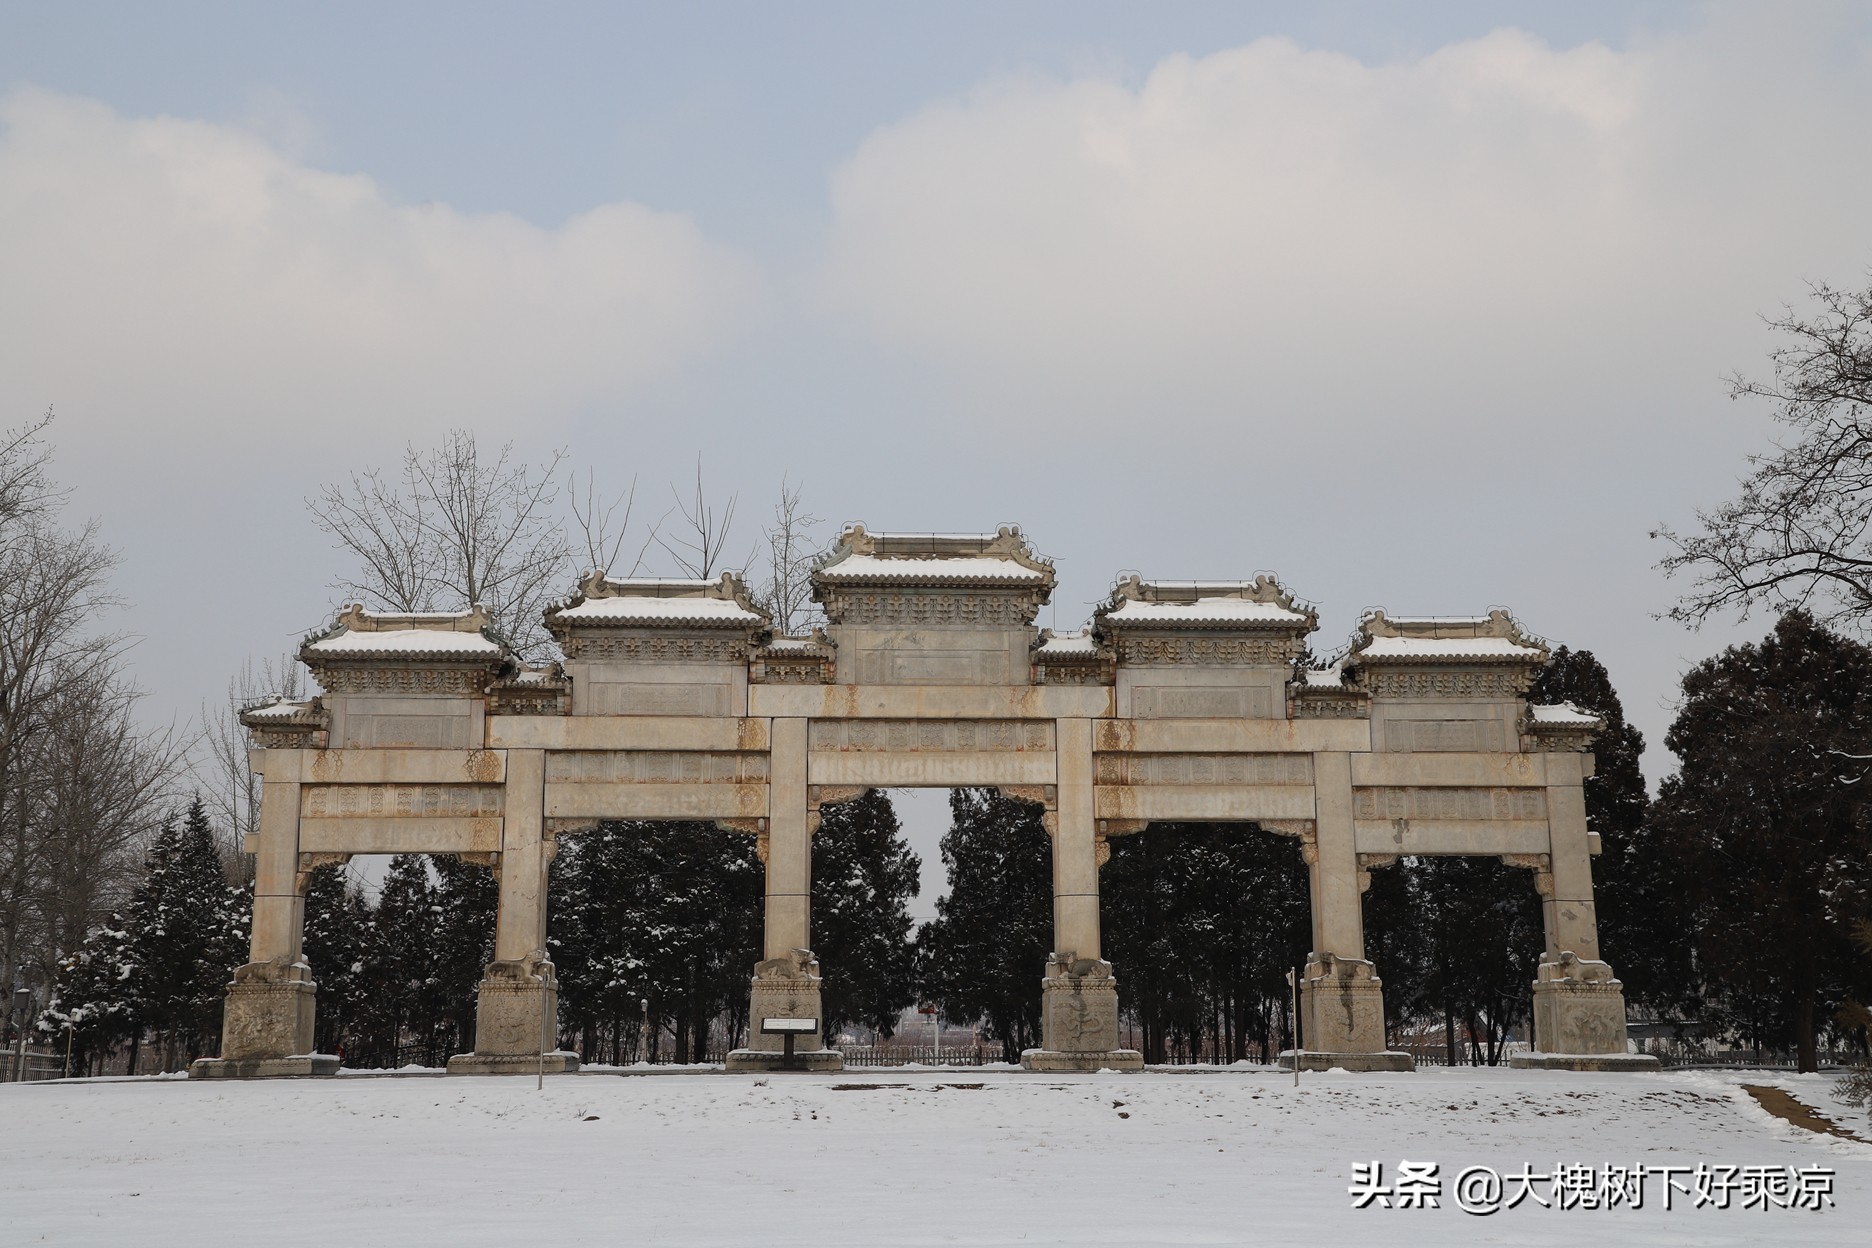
[1100,823,1310,1065]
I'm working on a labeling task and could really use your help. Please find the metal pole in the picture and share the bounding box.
[932,1009,939,1066]
[63,1022,72,1080]
[538,976,548,1091]
[1287,968,1299,1088]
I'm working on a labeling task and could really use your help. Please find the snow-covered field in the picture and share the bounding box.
[4,1065,1868,1246]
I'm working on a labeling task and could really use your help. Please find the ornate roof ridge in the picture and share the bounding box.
[546,569,770,633]
[1347,608,1549,665]
[1093,573,1317,633]
[812,523,1056,591]
[300,603,506,663]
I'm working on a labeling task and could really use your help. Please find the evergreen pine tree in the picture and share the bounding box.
[301,863,373,1060]
[42,915,139,1076]
[916,790,1051,1062]
[357,854,447,1067]
[123,797,248,1068]
[430,854,499,1056]
[811,789,920,1040]
[552,821,761,1063]
[1405,855,1544,1065]
[1652,611,1872,1070]
[1103,824,1310,1062]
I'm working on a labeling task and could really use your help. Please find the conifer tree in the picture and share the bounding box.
[430,854,498,1056]
[1652,611,1872,1070]
[552,821,761,1063]
[917,790,1051,1062]
[42,915,138,1076]
[123,797,247,1067]
[357,854,447,1066]
[301,863,372,1059]
[810,789,920,1040]
[1103,824,1310,1062]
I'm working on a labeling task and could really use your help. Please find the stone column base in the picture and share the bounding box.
[213,958,318,1064]
[1509,1051,1661,1072]
[1297,953,1399,1066]
[1021,1047,1145,1072]
[724,1047,844,1072]
[738,949,836,1063]
[1020,954,1144,1072]
[189,1053,339,1079]
[1530,952,1637,1058]
[465,957,561,1056]
[446,1050,582,1076]
[1277,1049,1415,1072]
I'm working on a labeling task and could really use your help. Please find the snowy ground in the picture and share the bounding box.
[3,1064,1868,1246]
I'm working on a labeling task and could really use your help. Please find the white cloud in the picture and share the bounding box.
[0,88,756,447]
[818,19,1872,430]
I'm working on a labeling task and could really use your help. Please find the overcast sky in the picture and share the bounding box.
[4,3,1870,913]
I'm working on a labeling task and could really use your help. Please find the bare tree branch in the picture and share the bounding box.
[1657,276,1872,630]
[756,477,822,635]
[308,430,573,657]
[654,458,740,579]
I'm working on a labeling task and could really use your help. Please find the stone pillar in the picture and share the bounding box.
[192,763,335,1078]
[1512,752,1658,1070]
[449,748,578,1074]
[1283,752,1412,1072]
[1022,717,1143,1072]
[727,717,839,1071]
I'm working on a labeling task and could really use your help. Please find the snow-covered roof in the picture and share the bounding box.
[1356,636,1544,661]
[1350,608,1547,665]
[304,628,503,656]
[552,595,766,624]
[1102,597,1311,625]
[1528,701,1601,726]
[241,696,322,722]
[812,524,1055,592]
[815,554,1049,584]
[301,604,504,662]
[1035,629,1100,657]
[548,571,769,631]
[1300,666,1348,688]
[1095,575,1315,632]
[762,635,833,653]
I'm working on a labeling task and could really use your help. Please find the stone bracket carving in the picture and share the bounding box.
[996,785,1057,809]
[1501,852,1555,897]
[295,852,352,894]
[455,850,502,883]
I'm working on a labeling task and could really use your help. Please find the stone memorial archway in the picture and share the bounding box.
[194,525,1655,1077]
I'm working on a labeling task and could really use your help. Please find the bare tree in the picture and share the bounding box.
[196,654,303,880]
[1,422,180,1001]
[757,478,823,635]
[1657,277,1872,629]
[309,430,571,657]
[569,467,656,579]
[654,459,741,579]
[0,410,57,529]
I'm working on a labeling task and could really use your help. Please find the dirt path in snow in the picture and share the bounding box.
[1742,1083,1870,1143]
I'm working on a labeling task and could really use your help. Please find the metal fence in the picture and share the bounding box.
[0,1047,65,1081]
[840,1044,989,1067]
